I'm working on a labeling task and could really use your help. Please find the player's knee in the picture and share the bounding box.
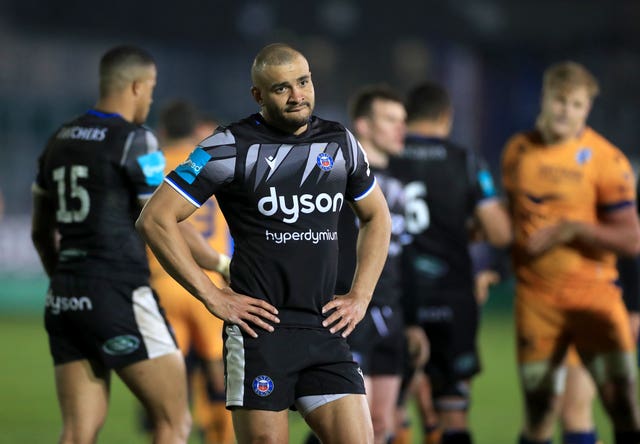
[433,380,471,413]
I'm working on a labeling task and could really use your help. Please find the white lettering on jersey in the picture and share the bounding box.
[45,293,93,315]
[56,126,108,141]
[257,186,344,223]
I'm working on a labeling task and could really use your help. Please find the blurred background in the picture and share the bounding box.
[0,0,638,442]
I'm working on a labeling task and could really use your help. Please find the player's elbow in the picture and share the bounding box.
[135,209,154,240]
[487,229,513,248]
[621,235,640,257]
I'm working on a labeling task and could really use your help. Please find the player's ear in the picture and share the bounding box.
[353,117,369,138]
[251,86,263,106]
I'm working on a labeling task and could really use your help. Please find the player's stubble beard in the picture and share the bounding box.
[263,100,313,134]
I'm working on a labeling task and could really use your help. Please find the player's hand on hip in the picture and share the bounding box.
[321,293,369,337]
[206,286,280,338]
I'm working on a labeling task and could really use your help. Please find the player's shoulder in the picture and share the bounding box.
[502,129,540,158]
[583,127,624,157]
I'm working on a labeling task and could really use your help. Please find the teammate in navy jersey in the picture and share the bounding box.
[388,82,511,444]
[31,45,191,444]
[137,43,391,444]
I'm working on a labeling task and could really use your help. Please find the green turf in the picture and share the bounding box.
[0,302,616,443]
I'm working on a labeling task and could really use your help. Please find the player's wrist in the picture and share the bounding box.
[215,253,231,280]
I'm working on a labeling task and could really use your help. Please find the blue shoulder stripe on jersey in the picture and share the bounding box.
[353,177,377,201]
[477,169,497,198]
[137,151,166,186]
[175,147,211,185]
[164,177,202,208]
[598,200,633,212]
[86,109,123,119]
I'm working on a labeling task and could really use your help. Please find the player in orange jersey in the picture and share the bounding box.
[501,61,640,444]
[151,100,235,444]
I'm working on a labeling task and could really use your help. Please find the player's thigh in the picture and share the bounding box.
[55,359,110,430]
[231,409,289,444]
[369,375,403,420]
[305,394,373,444]
[117,350,189,419]
[191,297,224,361]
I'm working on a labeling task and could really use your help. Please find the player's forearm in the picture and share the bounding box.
[350,210,391,302]
[576,221,640,257]
[137,213,220,302]
[178,221,229,274]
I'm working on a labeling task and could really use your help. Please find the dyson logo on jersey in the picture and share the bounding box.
[45,292,93,315]
[257,186,344,223]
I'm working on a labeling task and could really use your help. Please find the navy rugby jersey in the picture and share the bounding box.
[165,113,375,327]
[336,166,405,307]
[388,135,497,292]
[34,109,164,282]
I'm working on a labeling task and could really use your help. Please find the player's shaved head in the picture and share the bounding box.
[405,82,452,123]
[251,43,304,85]
[543,61,599,99]
[99,45,156,98]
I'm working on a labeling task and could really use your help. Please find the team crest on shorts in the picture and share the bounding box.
[316,153,334,171]
[252,375,274,397]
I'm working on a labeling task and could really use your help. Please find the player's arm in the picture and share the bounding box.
[178,221,231,282]
[31,186,58,277]
[136,183,279,337]
[527,205,640,257]
[475,199,512,248]
[322,184,391,337]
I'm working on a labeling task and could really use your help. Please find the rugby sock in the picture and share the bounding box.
[518,436,551,444]
[391,423,412,444]
[424,424,442,444]
[441,430,472,444]
[614,430,640,444]
[563,431,597,444]
[305,433,321,444]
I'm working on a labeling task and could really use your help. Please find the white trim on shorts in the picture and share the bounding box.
[224,324,246,407]
[132,286,178,359]
[294,394,350,417]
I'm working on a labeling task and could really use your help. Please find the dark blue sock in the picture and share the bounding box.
[442,430,472,444]
[564,431,597,444]
[519,435,551,444]
[615,430,640,444]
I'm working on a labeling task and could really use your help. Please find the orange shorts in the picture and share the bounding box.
[515,283,634,364]
[152,274,224,360]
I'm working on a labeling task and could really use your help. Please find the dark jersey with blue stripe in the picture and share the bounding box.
[388,135,498,292]
[35,110,163,282]
[165,113,375,327]
[336,166,405,307]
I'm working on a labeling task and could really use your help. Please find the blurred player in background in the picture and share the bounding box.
[150,99,234,444]
[31,45,191,443]
[389,81,512,444]
[501,61,640,444]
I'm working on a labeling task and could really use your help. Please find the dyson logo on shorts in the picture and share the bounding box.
[257,186,344,223]
[45,292,93,315]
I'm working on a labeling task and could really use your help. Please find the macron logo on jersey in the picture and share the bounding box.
[175,147,211,184]
[258,186,344,223]
[137,151,166,186]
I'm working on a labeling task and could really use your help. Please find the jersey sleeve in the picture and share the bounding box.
[165,129,237,208]
[595,147,635,212]
[344,129,376,201]
[121,127,165,199]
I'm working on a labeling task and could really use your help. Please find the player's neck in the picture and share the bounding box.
[360,143,388,168]
[406,121,450,139]
[537,124,583,146]
[94,96,135,123]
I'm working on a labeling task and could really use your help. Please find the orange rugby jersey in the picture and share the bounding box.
[501,127,635,292]
[149,143,231,285]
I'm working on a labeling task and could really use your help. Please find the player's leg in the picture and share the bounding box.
[369,375,403,443]
[232,409,290,443]
[190,298,234,444]
[516,289,569,443]
[118,351,191,444]
[574,292,640,444]
[304,394,374,444]
[55,359,110,444]
[560,353,599,444]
